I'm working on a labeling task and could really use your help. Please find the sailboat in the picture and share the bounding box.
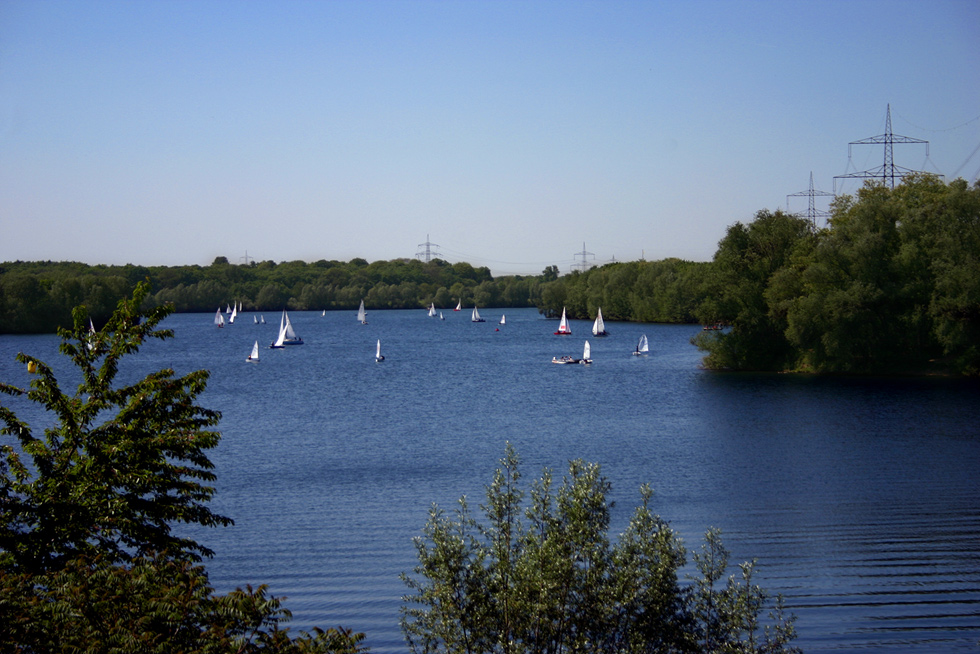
[254,315,258,324]
[322,309,326,316]
[633,334,649,356]
[270,309,303,347]
[554,307,572,335]
[454,299,462,311]
[214,308,225,328]
[439,311,445,320]
[552,340,592,365]
[229,303,237,324]
[499,315,506,326]
[471,306,485,322]
[260,315,266,324]
[375,339,384,362]
[428,303,437,318]
[592,308,608,336]
[357,300,367,324]
[247,340,260,362]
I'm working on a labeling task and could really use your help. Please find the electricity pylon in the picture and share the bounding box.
[787,172,834,227]
[834,104,937,193]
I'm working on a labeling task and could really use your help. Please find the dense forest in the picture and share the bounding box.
[691,175,980,375]
[2,176,978,375]
[0,258,543,333]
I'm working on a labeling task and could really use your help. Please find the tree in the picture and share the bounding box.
[1,282,231,573]
[693,210,815,371]
[401,444,799,654]
[773,176,980,374]
[0,283,367,652]
[0,553,367,654]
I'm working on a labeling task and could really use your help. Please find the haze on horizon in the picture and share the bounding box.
[1,0,978,276]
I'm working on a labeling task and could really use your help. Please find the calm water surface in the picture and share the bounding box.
[2,308,978,652]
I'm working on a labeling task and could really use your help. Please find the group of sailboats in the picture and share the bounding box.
[553,306,609,337]
[215,302,266,328]
[550,307,650,363]
[235,299,650,363]
[552,340,592,365]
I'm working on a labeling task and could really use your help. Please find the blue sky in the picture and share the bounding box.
[2,0,978,275]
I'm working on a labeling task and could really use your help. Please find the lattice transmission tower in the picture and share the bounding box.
[787,172,835,227]
[834,104,939,193]
[416,234,442,263]
[572,242,595,272]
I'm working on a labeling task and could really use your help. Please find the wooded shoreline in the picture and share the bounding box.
[3,176,978,376]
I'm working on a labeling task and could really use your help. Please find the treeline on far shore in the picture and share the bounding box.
[3,175,978,375]
[0,253,709,335]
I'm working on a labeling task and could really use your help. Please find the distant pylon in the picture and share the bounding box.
[787,172,834,227]
[834,104,939,193]
[416,234,442,262]
[572,242,595,272]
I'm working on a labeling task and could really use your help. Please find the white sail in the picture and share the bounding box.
[499,315,506,325]
[555,307,571,334]
[260,315,266,324]
[634,334,649,355]
[375,339,384,361]
[592,308,607,336]
[428,303,437,317]
[230,303,237,324]
[440,311,445,320]
[357,300,367,324]
[215,308,224,327]
[583,340,591,361]
[226,304,232,314]
[254,315,258,324]
[472,306,484,322]
[455,299,462,311]
[247,340,259,362]
[283,312,299,340]
[272,309,303,346]
[272,311,287,347]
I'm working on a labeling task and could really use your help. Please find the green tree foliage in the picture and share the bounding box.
[0,553,366,654]
[536,259,712,323]
[401,444,799,654]
[0,283,366,652]
[0,258,516,333]
[780,175,980,374]
[698,176,980,375]
[0,282,231,572]
[692,210,816,371]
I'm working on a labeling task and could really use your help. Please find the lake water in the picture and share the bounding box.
[2,307,979,652]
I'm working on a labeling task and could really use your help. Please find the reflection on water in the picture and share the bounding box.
[2,309,978,652]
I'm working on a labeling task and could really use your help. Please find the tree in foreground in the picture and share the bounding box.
[401,444,799,654]
[0,283,366,652]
